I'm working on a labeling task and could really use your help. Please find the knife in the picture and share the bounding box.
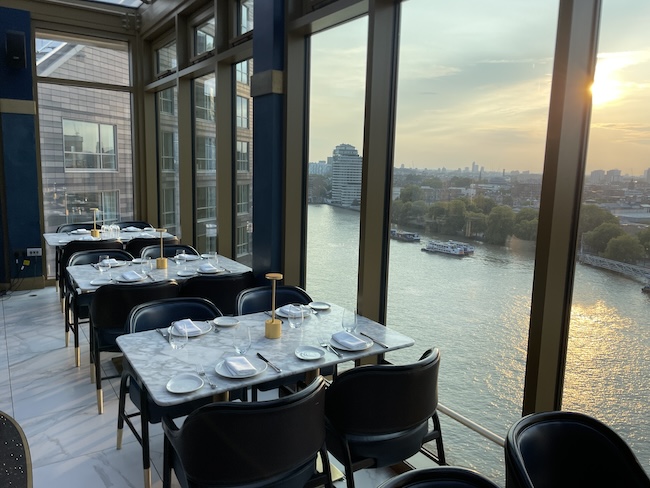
[257,352,282,373]
[359,332,389,349]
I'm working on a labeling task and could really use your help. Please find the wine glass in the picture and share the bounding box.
[174,249,187,270]
[287,304,305,329]
[98,255,111,275]
[341,308,358,333]
[169,325,188,350]
[233,324,251,355]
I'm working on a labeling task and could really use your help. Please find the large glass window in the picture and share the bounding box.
[236,96,249,128]
[195,18,215,56]
[194,74,217,253]
[236,141,250,172]
[235,60,253,266]
[157,86,180,236]
[156,41,177,74]
[36,32,134,279]
[306,18,368,311]
[565,0,650,475]
[239,0,254,35]
[388,1,557,479]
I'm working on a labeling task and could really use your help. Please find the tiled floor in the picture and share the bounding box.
[0,287,394,488]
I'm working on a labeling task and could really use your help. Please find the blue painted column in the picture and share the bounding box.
[0,7,42,285]
[251,0,285,279]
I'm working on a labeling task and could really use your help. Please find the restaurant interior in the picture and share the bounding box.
[1,0,649,487]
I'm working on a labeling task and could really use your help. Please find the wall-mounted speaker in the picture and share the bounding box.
[5,31,27,69]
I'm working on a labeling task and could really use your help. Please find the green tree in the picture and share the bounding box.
[391,199,405,225]
[449,176,473,188]
[485,205,515,245]
[465,211,488,237]
[636,228,650,257]
[514,219,538,241]
[442,199,466,234]
[583,222,624,254]
[603,234,645,264]
[470,195,496,215]
[515,207,538,223]
[578,204,619,236]
[422,177,443,189]
[400,185,424,203]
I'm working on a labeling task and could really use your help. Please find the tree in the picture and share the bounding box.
[422,177,443,189]
[442,199,466,235]
[603,234,645,264]
[485,205,515,245]
[636,228,650,257]
[400,185,424,203]
[449,176,473,188]
[465,211,488,237]
[578,204,618,236]
[515,207,538,224]
[470,195,496,215]
[391,199,405,225]
[582,222,624,254]
[514,218,538,241]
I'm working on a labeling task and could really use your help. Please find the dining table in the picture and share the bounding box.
[43,228,176,248]
[115,303,416,406]
[66,253,252,295]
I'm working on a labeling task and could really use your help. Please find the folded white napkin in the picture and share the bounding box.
[79,235,95,241]
[124,226,140,232]
[332,331,367,349]
[102,258,119,266]
[279,304,310,317]
[120,270,143,281]
[184,254,200,261]
[172,318,201,336]
[73,229,89,234]
[198,263,217,273]
[225,356,257,376]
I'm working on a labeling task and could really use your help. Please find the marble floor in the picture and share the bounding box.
[0,286,394,488]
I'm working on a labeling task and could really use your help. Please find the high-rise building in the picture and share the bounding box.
[329,143,362,208]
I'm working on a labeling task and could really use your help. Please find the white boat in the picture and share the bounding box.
[421,240,465,256]
[390,229,421,242]
[449,240,475,254]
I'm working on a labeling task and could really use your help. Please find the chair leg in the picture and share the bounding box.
[432,412,446,465]
[143,468,151,488]
[117,374,128,449]
[73,307,80,367]
[95,348,103,414]
[162,434,173,488]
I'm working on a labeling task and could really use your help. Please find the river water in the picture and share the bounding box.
[305,204,650,481]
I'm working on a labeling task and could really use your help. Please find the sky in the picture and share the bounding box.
[309,0,650,176]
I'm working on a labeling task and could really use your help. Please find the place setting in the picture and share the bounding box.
[214,324,269,379]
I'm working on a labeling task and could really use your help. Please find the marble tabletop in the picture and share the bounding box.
[66,254,251,294]
[116,303,415,407]
[43,229,176,247]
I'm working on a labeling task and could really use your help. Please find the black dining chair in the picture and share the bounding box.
[58,239,123,306]
[504,410,650,488]
[324,348,446,488]
[0,411,33,488]
[139,244,200,259]
[118,297,223,488]
[161,376,334,488]
[377,467,501,488]
[89,280,180,414]
[236,284,316,400]
[115,220,153,229]
[64,249,134,367]
[125,236,179,258]
[179,271,257,316]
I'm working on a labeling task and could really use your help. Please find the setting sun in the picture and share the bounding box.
[590,53,634,106]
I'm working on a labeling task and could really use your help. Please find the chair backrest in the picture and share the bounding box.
[236,285,312,315]
[180,271,257,316]
[125,236,179,258]
[128,297,222,333]
[325,348,440,435]
[89,280,180,332]
[115,220,153,229]
[504,411,650,488]
[59,240,123,288]
[67,249,134,267]
[56,222,95,233]
[378,467,501,488]
[0,411,32,488]
[140,244,199,259]
[164,376,327,487]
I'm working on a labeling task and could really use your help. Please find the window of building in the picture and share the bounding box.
[159,87,175,115]
[195,78,215,121]
[236,141,249,172]
[236,96,249,128]
[236,60,249,85]
[156,41,177,74]
[240,1,254,35]
[157,86,179,237]
[160,131,177,171]
[237,184,250,214]
[236,224,250,257]
[195,18,215,56]
[196,136,216,172]
[63,120,117,170]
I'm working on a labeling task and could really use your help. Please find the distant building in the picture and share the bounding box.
[590,170,605,183]
[308,160,331,176]
[330,143,362,207]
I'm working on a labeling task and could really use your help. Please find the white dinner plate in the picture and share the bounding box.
[166,373,204,394]
[295,345,326,361]
[330,334,373,351]
[215,356,268,379]
[177,270,197,277]
[168,321,212,337]
[114,274,147,283]
[197,267,225,275]
[309,301,331,311]
[90,278,112,286]
[131,258,147,264]
[213,317,239,327]
[110,260,128,267]
[275,304,313,318]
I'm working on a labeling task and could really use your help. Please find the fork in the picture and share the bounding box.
[196,364,216,389]
[320,340,342,357]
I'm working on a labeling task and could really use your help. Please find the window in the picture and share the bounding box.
[161,187,177,235]
[62,190,119,224]
[156,41,177,74]
[63,120,117,170]
[240,1,254,35]
[160,131,177,171]
[196,136,216,172]
[195,18,215,56]
[236,141,249,172]
[195,79,215,121]
[237,184,250,214]
[236,60,249,85]
[236,96,249,128]
[159,88,175,115]
[236,224,250,257]
[157,85,179,236]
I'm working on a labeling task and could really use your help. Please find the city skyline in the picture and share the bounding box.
[309,1,649,176]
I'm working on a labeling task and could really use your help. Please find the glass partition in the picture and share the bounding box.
[235,60,253,266]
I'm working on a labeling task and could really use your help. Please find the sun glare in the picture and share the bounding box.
[590,53,637,106]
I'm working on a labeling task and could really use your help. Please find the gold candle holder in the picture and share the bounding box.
[265,272,283,339]
[156,228,168,269]
[90,208,100,238]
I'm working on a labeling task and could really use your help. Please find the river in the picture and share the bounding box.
[305,203,650,482]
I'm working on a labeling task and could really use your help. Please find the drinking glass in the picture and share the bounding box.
[98,255,110,275]
[174,249,187,269]
[287,304,305,329]
[141,256,152,276]
[233,324,251,355]
[169,326,188,350]
[341,308,358,333]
